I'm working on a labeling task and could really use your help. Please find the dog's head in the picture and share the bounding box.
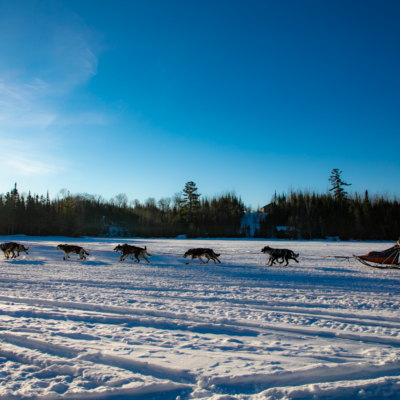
[114,244,124,252]
[56,244,64,251]
[261,246,272,253]
[183,249,194,258]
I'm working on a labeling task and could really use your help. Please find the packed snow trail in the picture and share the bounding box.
[1,236,400,399]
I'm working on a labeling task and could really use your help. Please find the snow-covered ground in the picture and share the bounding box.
[1,236,400,400]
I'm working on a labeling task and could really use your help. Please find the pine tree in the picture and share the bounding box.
[328,169,352,200]
[182,181,201,225]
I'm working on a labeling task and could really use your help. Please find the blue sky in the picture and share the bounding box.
[1,0,399,208]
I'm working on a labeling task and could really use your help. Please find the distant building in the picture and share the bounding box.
[260,204,271,213]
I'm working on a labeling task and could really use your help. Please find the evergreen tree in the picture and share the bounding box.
[182,181,201,225]
[328,169,352,200]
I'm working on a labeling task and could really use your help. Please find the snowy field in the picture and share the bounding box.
[1,236,400,400]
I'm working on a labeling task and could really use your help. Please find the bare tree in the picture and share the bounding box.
[172,192,184,209]
[130,199,141,208]
[58,188,69,199]
[115,193,128,208]
[158,197,171,213]
[145,197,157,208]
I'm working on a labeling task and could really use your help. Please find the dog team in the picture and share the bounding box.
[0,241,300,266]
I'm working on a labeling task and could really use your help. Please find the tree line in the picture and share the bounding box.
[256,170,400,240]
[0,182,246,238]
[1,171,399,240]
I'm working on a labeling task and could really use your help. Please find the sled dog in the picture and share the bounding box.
[1,242,29,259]
[56,244,89,260]
[261,246,299,266]
[114,244,151,263]
[183,248,221,265]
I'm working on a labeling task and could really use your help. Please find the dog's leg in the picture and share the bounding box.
[141,252,150,263]
[268,257,276,265]
[293,258,299,263]
[198,256,204,264]
[186,256,195,265]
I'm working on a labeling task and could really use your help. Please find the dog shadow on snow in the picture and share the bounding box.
[67,260,111,266]
[4,259,45,266]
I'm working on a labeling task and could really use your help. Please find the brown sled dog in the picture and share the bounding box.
[56,244,89,260]
[114,244,151,263]
[183,248,221,264]
[261,246,299,266]
[0,242,29,259]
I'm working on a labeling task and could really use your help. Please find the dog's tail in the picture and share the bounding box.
[214,253,220,257]
[294,253,299,258]
[85,251,90,256]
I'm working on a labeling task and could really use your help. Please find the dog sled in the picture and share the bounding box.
[353,243,400,269]
[323,240,400,269]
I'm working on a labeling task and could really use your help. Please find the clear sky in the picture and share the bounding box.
[1,0,399,208]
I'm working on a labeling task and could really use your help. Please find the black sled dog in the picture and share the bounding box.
[261,246,299,266]
[183,248,221,264]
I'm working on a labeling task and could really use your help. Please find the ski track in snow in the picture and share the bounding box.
[0,236,400,399]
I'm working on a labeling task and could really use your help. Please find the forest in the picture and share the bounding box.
[255,189,400,241]
[0,171,399,240]
[0,182,246,238]
[256,170,400,240]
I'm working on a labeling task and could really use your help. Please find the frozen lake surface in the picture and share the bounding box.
[1,236,400,399]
